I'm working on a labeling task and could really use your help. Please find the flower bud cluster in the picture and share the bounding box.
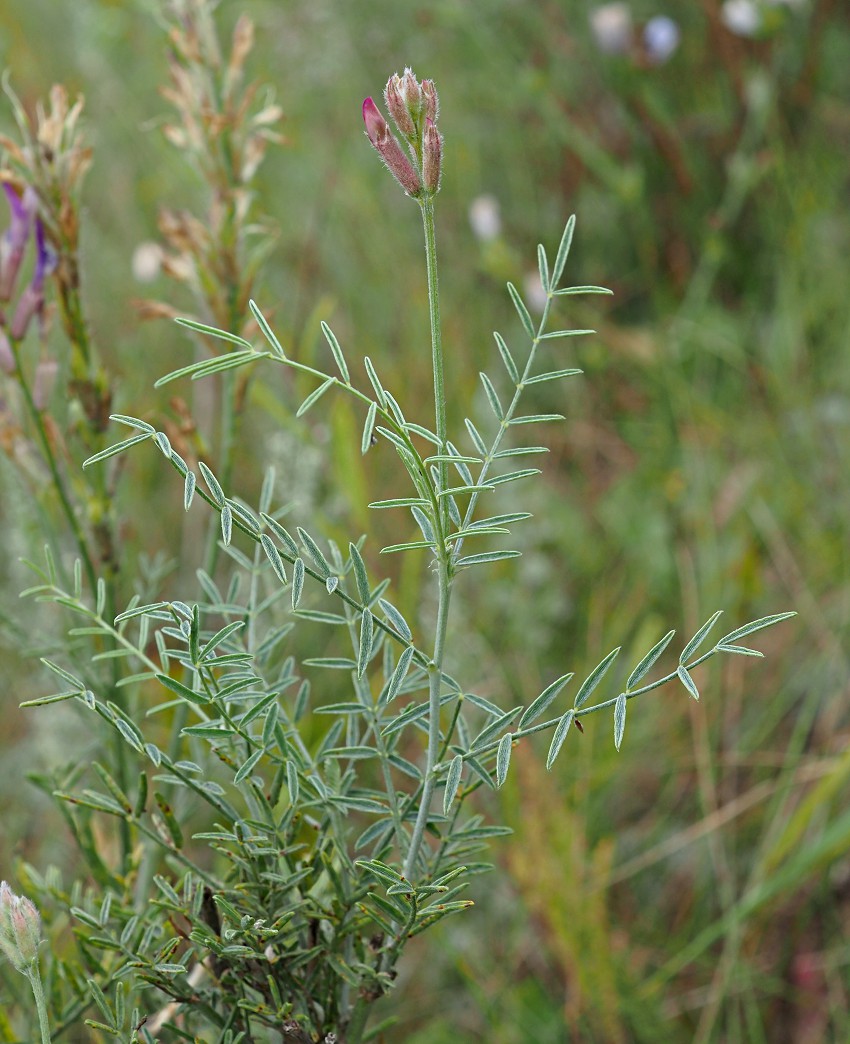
[0,881,42,974]
[362,68,443,199]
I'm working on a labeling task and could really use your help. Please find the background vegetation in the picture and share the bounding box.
[0,1,847,1040]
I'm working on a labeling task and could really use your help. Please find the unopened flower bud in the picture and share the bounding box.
[362,98,422,198]
[421,80,439,124]
[0,881,42,973]
[400,68,423,121]
[362,97,388,147]
[384,74,415,139]
[422,118,442,194]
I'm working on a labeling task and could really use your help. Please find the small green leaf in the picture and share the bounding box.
[614,693,627,751]
[326,575,339,594]
[443,755,464,814]
[291,558,305,608]
[368,497,430,510]
[234,748,265,784]
[677,664,700,701]
[110,413,154,433]
[480,372,504,420]
[183,470,196,511]
[537,243,550,293]
[716,643,764,658]
[260,535,287,584]
[220,504,233,546]
[493,445,548,458]
[349,542,371,603]
[361,400,378,454]
[357,610,374,678]
[82,432,151,468]
[153,432,172,460]
[627,630,675,689]
[464,418,487,455]
[546,709,576,770]
[321,320,349,383]
[303,657,357,670]
[286,761,299,804]
[519,673,574,729]
[524,368,583,385]
[298,527,331,576]
[455,550,522,568]
[363,356,387,407]
[378,598,412,641]
[174,316,253,349]
[383,646,415,704]
[507,281,534,337]
[494,332,519,383]
[437,484,495,499]
[574,647,620,710]
[261,513,299,555]
[540,328,594,340]
[552,214,576,287]
[380,540,435,555]
[508,413,565,425]
[296,377,335,417]
[155,674,210,707]
[198,461,225,506]
[553,285,613,296]
[495,733,513,788]
[716,611,796,646]
[489,468,541,486]
[679,610,723,665]
[249,299,286,358]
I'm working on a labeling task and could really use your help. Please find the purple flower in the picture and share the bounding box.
[10,219,57,340]
[0,183,35,302]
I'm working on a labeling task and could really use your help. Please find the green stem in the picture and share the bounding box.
[403,562,451,881]
[26,964,52,1044]
[420,198,447,520]
[402,194,453,883]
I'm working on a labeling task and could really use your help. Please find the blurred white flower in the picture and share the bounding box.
[589,3,633,54]
[721,0,762,36]
[132,241,164,283]
[468,194,502,242]
[643,16,681,64]
[523,270,549,315]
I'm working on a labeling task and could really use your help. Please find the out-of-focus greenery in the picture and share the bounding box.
[0,1,847,1040]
